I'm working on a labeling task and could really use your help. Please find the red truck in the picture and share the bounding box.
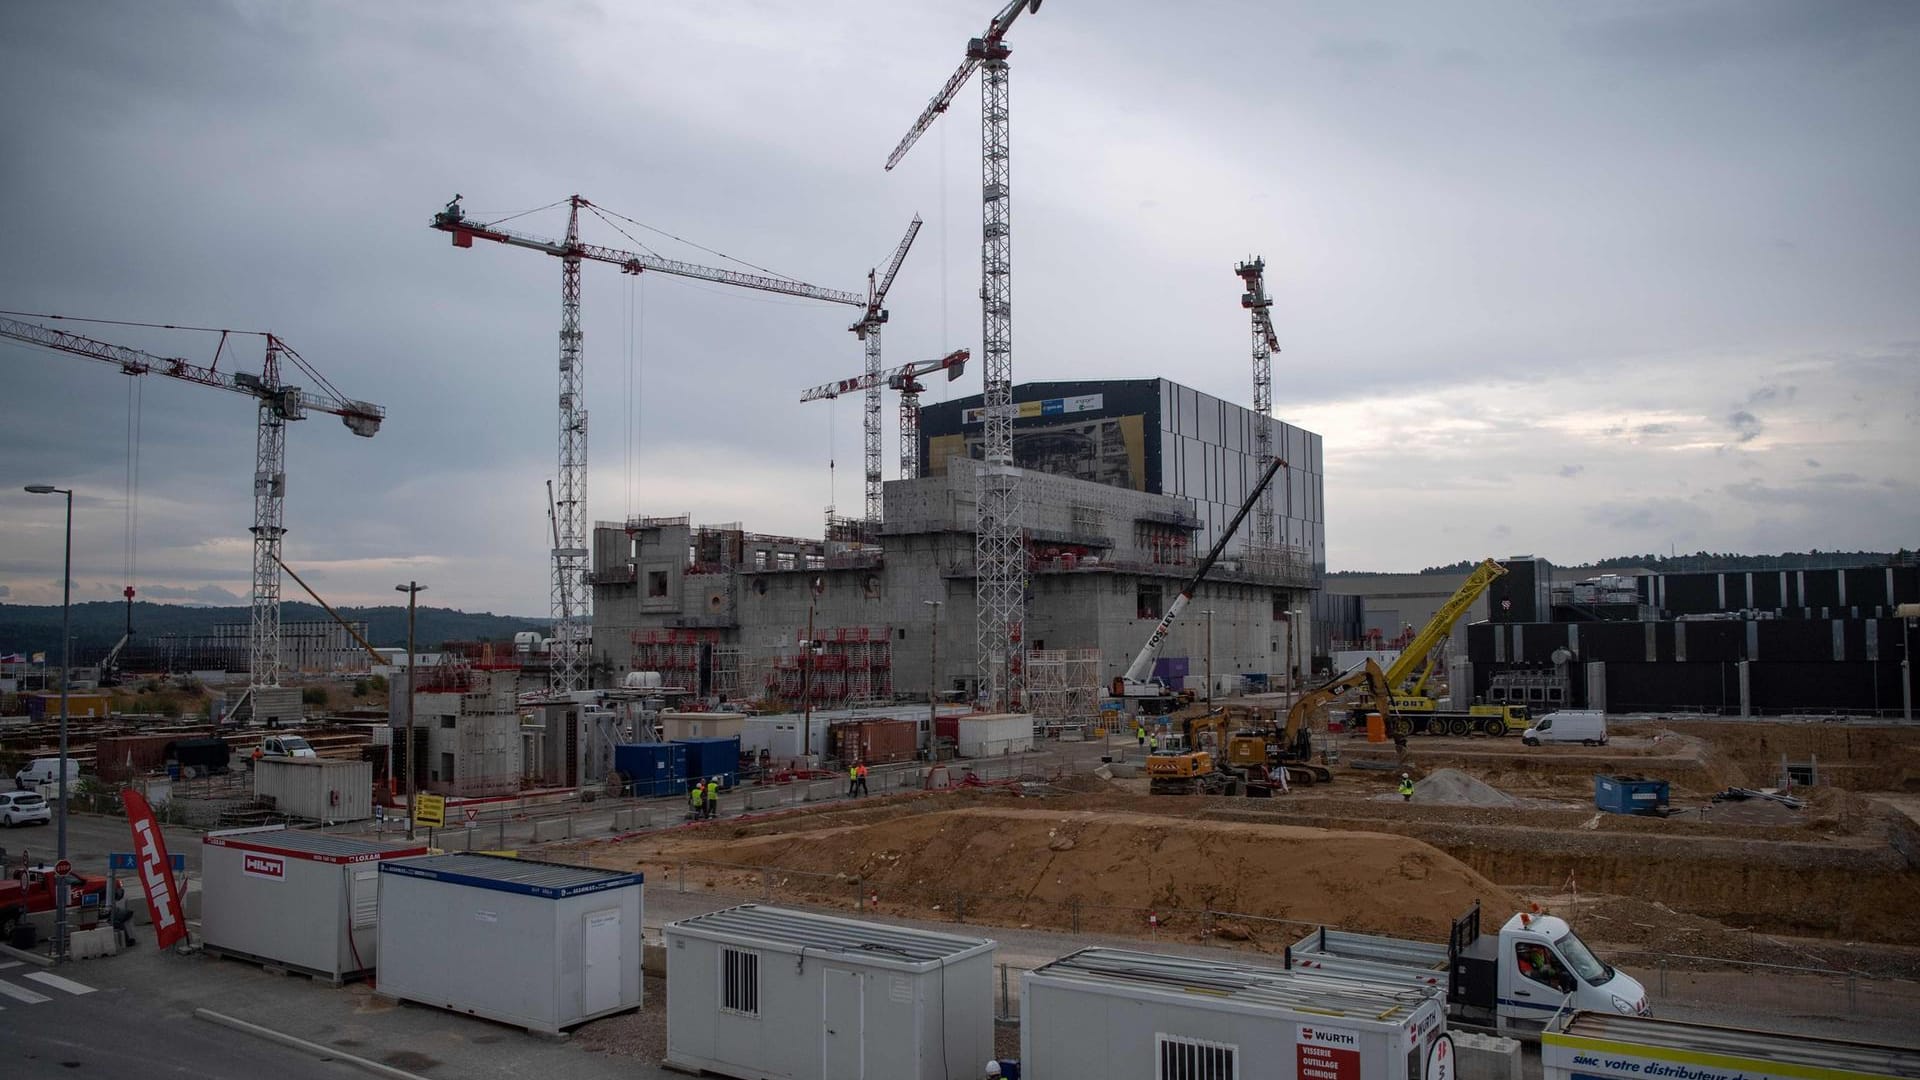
[0,864,111,942]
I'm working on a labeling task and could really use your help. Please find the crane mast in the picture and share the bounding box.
[851,216,923,530]
[886,0,1045,711]
[432,195,862,692]
[0,315,382,704]
[1236,257,1281,550]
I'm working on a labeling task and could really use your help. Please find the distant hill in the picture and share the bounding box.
[1327,550,1912,577]
[0,601,546,658]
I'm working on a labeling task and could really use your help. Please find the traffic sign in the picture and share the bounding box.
[109,852,185,872]
[53,859,71,876]
[413,792,446,829]
[463,807,480,828]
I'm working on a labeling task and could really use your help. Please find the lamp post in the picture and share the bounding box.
[395,581,425,840]
[924,599,943,744]
[1286,608,1304,713]
[25,484,72,961]
[1898,603,1918,724]
[1199,609,1214,705]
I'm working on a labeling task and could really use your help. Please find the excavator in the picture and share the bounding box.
[1368,558,1527,737]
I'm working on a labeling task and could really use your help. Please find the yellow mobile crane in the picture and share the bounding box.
[1371,558,1527,737]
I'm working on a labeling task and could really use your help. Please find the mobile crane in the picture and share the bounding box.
[1369,558,1527,737]
[1112,456,1287,714]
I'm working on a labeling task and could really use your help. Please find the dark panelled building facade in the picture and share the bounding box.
[1467,559,1918,716]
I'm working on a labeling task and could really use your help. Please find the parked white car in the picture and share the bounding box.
[0,791,52,827]
[14,757,81,790]
[260,734,318,758]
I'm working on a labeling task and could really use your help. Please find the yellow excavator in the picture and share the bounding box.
[1371,558,1528,737]
[1146,705,1294,795]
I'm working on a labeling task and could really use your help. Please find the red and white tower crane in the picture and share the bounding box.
[430,196,863,692]
[850,215,923,531]
[886,0,1046,711]
[800,348,970,481]
[0,314,383,711]
[1235,257,1281,549]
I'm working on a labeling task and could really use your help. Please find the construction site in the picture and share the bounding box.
[3,2,1918,1077]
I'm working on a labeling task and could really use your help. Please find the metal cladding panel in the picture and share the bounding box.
[202,836,371,979]
[666,908,993,1080]
[377,858,643,1034]
[1749,571,1784,609]
[381,852,643,899]
[1661,573,1721,615]
[1802,569,1843,609]
[676,737,740,787]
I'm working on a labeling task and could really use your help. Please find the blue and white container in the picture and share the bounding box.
[376,853,644,1034]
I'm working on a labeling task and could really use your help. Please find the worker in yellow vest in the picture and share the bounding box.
[1135,723,1145,748]
[1398,773,1415,802]
[689,781,704,818]
[705,776,721,819]
[848,762,860,798]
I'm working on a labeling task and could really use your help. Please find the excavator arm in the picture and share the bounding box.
[1282,658,1393,760]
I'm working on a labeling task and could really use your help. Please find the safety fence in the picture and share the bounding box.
[1611,949,1920,1028]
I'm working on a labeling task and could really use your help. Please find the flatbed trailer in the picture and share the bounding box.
[1544,1009,1920,1080]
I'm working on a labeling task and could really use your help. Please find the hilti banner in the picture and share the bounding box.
[122,788,188,950]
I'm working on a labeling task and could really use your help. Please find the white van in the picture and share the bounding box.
[14,757,82,790]
[260,734,318,758]
[1521,709,1608,747]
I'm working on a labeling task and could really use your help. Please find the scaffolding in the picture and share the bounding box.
[768,626,894,708]
[629,628,718,691]
[1027,648,1101,726]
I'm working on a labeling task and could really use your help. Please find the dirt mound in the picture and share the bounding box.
[1413,768,1516,807]
[597,806,1519,942]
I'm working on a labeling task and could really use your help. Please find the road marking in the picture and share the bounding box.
[0,960,22,970]
[0,979,52,1005]
[24,971,95,996]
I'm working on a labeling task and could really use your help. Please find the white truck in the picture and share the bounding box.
[1288,902,1648,1039]
[1521,709,1608,747]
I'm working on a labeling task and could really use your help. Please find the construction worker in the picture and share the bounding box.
[855,760,870,797]
[1398,772,1415,802]
[848,761,861,798]
[689,780,704,819]
[1135,722,1145,748]
[705,776,721,819]
[1148,730,1159,754]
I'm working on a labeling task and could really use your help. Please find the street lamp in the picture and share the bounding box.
[924,599,943,744]
[1286,608,1305,712]
[25,484,73,961]
[1898,603,1919,724]
[395,581,426,839]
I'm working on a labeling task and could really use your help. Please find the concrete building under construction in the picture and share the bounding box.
[591,378,1324,708]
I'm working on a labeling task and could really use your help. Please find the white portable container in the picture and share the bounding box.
[743,714,829,759]
[1023,947,1449,1080]
[1544,1010,1920,1080]
[252,756,374,822]
[660,710,746,743]
[376,853,643,1035]
[201,826,426,983]
[956,712,1034,757]
[665,904,996,1080]
[1522,709,1608,746]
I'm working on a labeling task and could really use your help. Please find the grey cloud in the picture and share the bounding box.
[1726,410,1763,442]
[1805,458,1821,468]
[0,585,9,597]
[1315,37,1398,69]
[1558,464,1585,478]
[1567,1,1918,68]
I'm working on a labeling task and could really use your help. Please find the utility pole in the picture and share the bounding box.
[395,581,426,839]
[1200,609,1214,705]
[1899,603,1918,723]
[802,588,819,765]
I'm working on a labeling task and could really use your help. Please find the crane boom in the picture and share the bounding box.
[431,202,864,307]
[850,215,926,528]
[800,348,968,402]
[884,0,1043,171]
[871,215,922,312]
[1120,455,1286,688]
[0,317,384,435]
[1381,557,1506,695]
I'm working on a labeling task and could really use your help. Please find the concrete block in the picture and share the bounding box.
[531,816,573,842]
[746,788,781,811]
[69,925,120,960]
[1451,1031,1522,1080]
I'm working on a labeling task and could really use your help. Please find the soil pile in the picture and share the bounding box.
[596,806,1519,942]
[1414,768,1516,807]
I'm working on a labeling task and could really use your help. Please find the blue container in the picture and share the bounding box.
[676,737,741,790]
[1594,774,1669,815]
[613,742,689,798]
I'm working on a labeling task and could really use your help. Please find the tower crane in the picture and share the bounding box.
[886,0,1046,711]
[850,216,923,531]
[801,348,969,481]
[431,195,863,692]
[0,314,383,712]
[1235,257,1281,550]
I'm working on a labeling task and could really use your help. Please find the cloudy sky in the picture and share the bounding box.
[2,0,1915,615]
